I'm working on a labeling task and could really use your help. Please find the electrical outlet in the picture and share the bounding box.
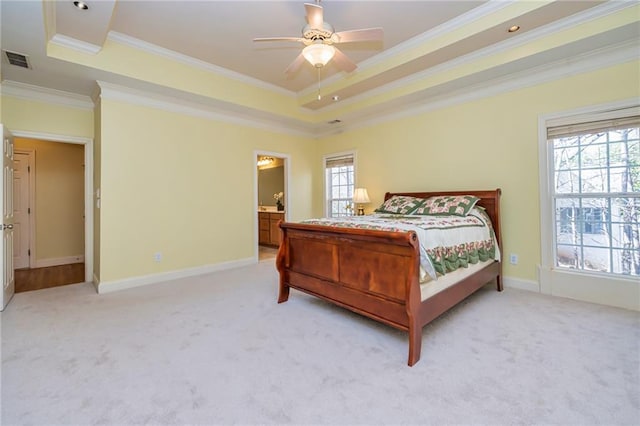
[509,253,518,265]
[154,252,162,262]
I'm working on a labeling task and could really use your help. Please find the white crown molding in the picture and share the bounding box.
[313,0,516,93]
[0,81,94,110]
[309,0,637,103]
[107,31,295,98]
[325,40,639,137]
[50,33,102,55]
[96,81,318,138]
[10,129,92,145]
[42,0,57,44]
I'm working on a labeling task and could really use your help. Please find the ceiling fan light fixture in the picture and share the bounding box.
[302,43,335,68]
[73,1,89,10]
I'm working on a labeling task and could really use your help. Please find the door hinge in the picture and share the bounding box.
[28,165,30,173]
[28,207,30,214]
[28,249,30,256]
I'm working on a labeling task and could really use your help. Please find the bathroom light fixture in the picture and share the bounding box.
[73,1,89,10]
[257,156,274,167]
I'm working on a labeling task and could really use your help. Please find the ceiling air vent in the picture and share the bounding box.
[3,50,31,69]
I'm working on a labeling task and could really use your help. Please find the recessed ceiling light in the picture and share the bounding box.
[73,1,89,10]
[332,95,340,102]
[508,25,520,33]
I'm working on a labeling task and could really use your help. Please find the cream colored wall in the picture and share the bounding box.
[1,96,93,138]
[14,138,85,262]
[98,98,315,283]
[316,61,640,284]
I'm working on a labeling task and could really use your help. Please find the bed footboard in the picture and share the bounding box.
[276,223,424,356]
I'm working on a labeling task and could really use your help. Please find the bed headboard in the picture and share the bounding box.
[383,189,502,250]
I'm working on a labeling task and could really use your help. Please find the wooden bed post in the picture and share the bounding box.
[493,189,503,292]
[406,232,422,366]
[276,222,290,303]
[407,323,422,366]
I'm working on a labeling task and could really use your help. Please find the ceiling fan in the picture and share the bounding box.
[253,1,383,75]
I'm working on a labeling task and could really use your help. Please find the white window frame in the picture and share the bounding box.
[323,150,357,218]
[538,99,640,311]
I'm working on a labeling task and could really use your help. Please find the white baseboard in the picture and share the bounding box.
[503,276,540,293]
[537,266,639,311]
[97,257,256,294]
[35,255,84,268]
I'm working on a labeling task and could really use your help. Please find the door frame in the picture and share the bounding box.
[13,149,36,269]
[11,130,93,284]
[253,150,290,262]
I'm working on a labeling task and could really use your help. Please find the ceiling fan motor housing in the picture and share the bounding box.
[302,22,334,42]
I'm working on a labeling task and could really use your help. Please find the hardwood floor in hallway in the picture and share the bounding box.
[259,245,278,261]
[15,263,85,293]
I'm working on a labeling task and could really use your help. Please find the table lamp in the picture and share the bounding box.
[353,188,370,216]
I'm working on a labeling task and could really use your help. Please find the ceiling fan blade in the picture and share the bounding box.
[332,47,357,73]
[285,53,306,75]
[334,28,384,43]
[304,3,323,28]
[253,37,304,43]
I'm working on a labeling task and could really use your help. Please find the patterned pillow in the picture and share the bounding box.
[412,195,480,216]
[374,195,425,215]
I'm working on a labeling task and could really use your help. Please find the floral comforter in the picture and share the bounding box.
[300,208,500,281]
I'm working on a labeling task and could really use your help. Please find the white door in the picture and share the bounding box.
[13,150,32,269]
[1,124,15,310]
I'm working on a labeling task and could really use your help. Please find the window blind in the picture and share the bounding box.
[325,155,353,168]
[547,115,640,138]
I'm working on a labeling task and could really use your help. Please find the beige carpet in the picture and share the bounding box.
[1,260,638,425]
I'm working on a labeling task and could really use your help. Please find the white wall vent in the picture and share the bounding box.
[3,50,31,69]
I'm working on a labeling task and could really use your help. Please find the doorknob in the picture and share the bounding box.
[2,224,13,230]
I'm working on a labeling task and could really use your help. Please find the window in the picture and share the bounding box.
[559,207,605,235]
[324,152,355,217]
[548,113,639,276]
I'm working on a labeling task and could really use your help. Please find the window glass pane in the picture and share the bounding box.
[612,249,640,275]
[580,168,607,192]
[555,170,580,193]
[609,142,631,166]
[554,145,579,170]
[582,143,608,168]
[556,244,581,269]
[549,122,640,278]
[582,247,610,273]
[331,184,340,199]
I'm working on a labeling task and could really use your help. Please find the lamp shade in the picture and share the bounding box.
[353,188,370,204]
[302,43,336,67]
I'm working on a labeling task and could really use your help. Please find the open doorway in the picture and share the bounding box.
[13,136,88,292]
[255,152,289,262]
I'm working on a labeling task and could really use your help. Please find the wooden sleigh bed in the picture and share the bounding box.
[275,189,502,366]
